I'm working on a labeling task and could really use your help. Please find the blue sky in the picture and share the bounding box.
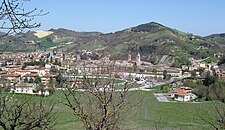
[26,0,225,36]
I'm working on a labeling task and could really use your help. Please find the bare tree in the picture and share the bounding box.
[0,92,56,130]
[198,101,225,130]
[0,0,48,54]
[0,0,48,34]
[63,74,140,130]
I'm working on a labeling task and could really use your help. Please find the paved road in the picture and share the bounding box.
[153,93,169,102]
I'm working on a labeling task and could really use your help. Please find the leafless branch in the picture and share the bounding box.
[63,69,142,130]
[0,92,56,130]
[198,101,225,130]
[0,0,48,35]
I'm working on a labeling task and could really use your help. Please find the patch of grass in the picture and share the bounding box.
[153,84,171,93]
[183,41,200,48]
[125,91,213,130]
[204,56,219,63]
[173,50,190,57]
[112,43,129,53]
[144,29,176,42]
[0,44,7,50]
[54,37,74,44]
[39,41,56,48]
[79,40,105,51]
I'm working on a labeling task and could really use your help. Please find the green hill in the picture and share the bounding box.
[204,33,225,45]
[0,22,225,66]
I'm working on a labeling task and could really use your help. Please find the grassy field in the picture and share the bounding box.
[79,41,105,51]
[39,41,56,48]
[8,90,216,130]
[123,91,214,130]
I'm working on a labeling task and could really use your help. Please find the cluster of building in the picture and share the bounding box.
[0,51,61,95]
[0,50,224,98]
[184,57,225,78]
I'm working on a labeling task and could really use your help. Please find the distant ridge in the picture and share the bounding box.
[131,22,167,32]
[0,22,225,67]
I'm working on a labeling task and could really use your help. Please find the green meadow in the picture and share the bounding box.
[8,90,216,130]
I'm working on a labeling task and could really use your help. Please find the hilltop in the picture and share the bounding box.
[0,22,225,66]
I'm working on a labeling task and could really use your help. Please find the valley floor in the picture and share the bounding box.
[9,90,215,130]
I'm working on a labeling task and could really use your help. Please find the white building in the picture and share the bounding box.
[10,83,36,95]
[171,88,197,102]
[10,83,50,96]
[124,72,164,80]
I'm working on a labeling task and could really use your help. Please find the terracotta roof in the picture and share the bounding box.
[175,88,188,95]
[59,68,67,70]
[16,70,30,73]
[4,73,20,77]
[0,71,7,75]
[6,65,18,68]
[24,73,38,77]
[35,68,45,70]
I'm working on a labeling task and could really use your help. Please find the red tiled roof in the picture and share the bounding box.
[35,68,45,70]
[4,73,20,77]
[24,73,38,77]
[175,88,188,95]
[6,65,18,68]
[16,70,30,73]
[0,71,7,75]
[59,68,67,70]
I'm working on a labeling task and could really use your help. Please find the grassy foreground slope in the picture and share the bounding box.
[10,90,215,130]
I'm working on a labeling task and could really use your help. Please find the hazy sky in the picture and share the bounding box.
[26,0,225,36]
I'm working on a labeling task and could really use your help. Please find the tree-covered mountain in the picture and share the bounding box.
[0,22,225,66]
[204,33,225,45]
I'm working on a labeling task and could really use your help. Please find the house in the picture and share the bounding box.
[15,70,31,76]
[3,73,21,85]
[172,88,191,102]
[0,71,7,78]
[164,67,182,77]
[124,72,164,81]
[23,73,38,83]
[180,86,192,93]
[10,83,50,96]
[41,74,56,85]
[11,83,36,94]
[4,65,20,71]
[30,68,47,76]
[111,71,125,78]
[167,70,182,77]
[217,69,225,78]
[171,88,197,102]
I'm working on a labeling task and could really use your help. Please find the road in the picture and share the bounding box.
[57,75,190,92]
